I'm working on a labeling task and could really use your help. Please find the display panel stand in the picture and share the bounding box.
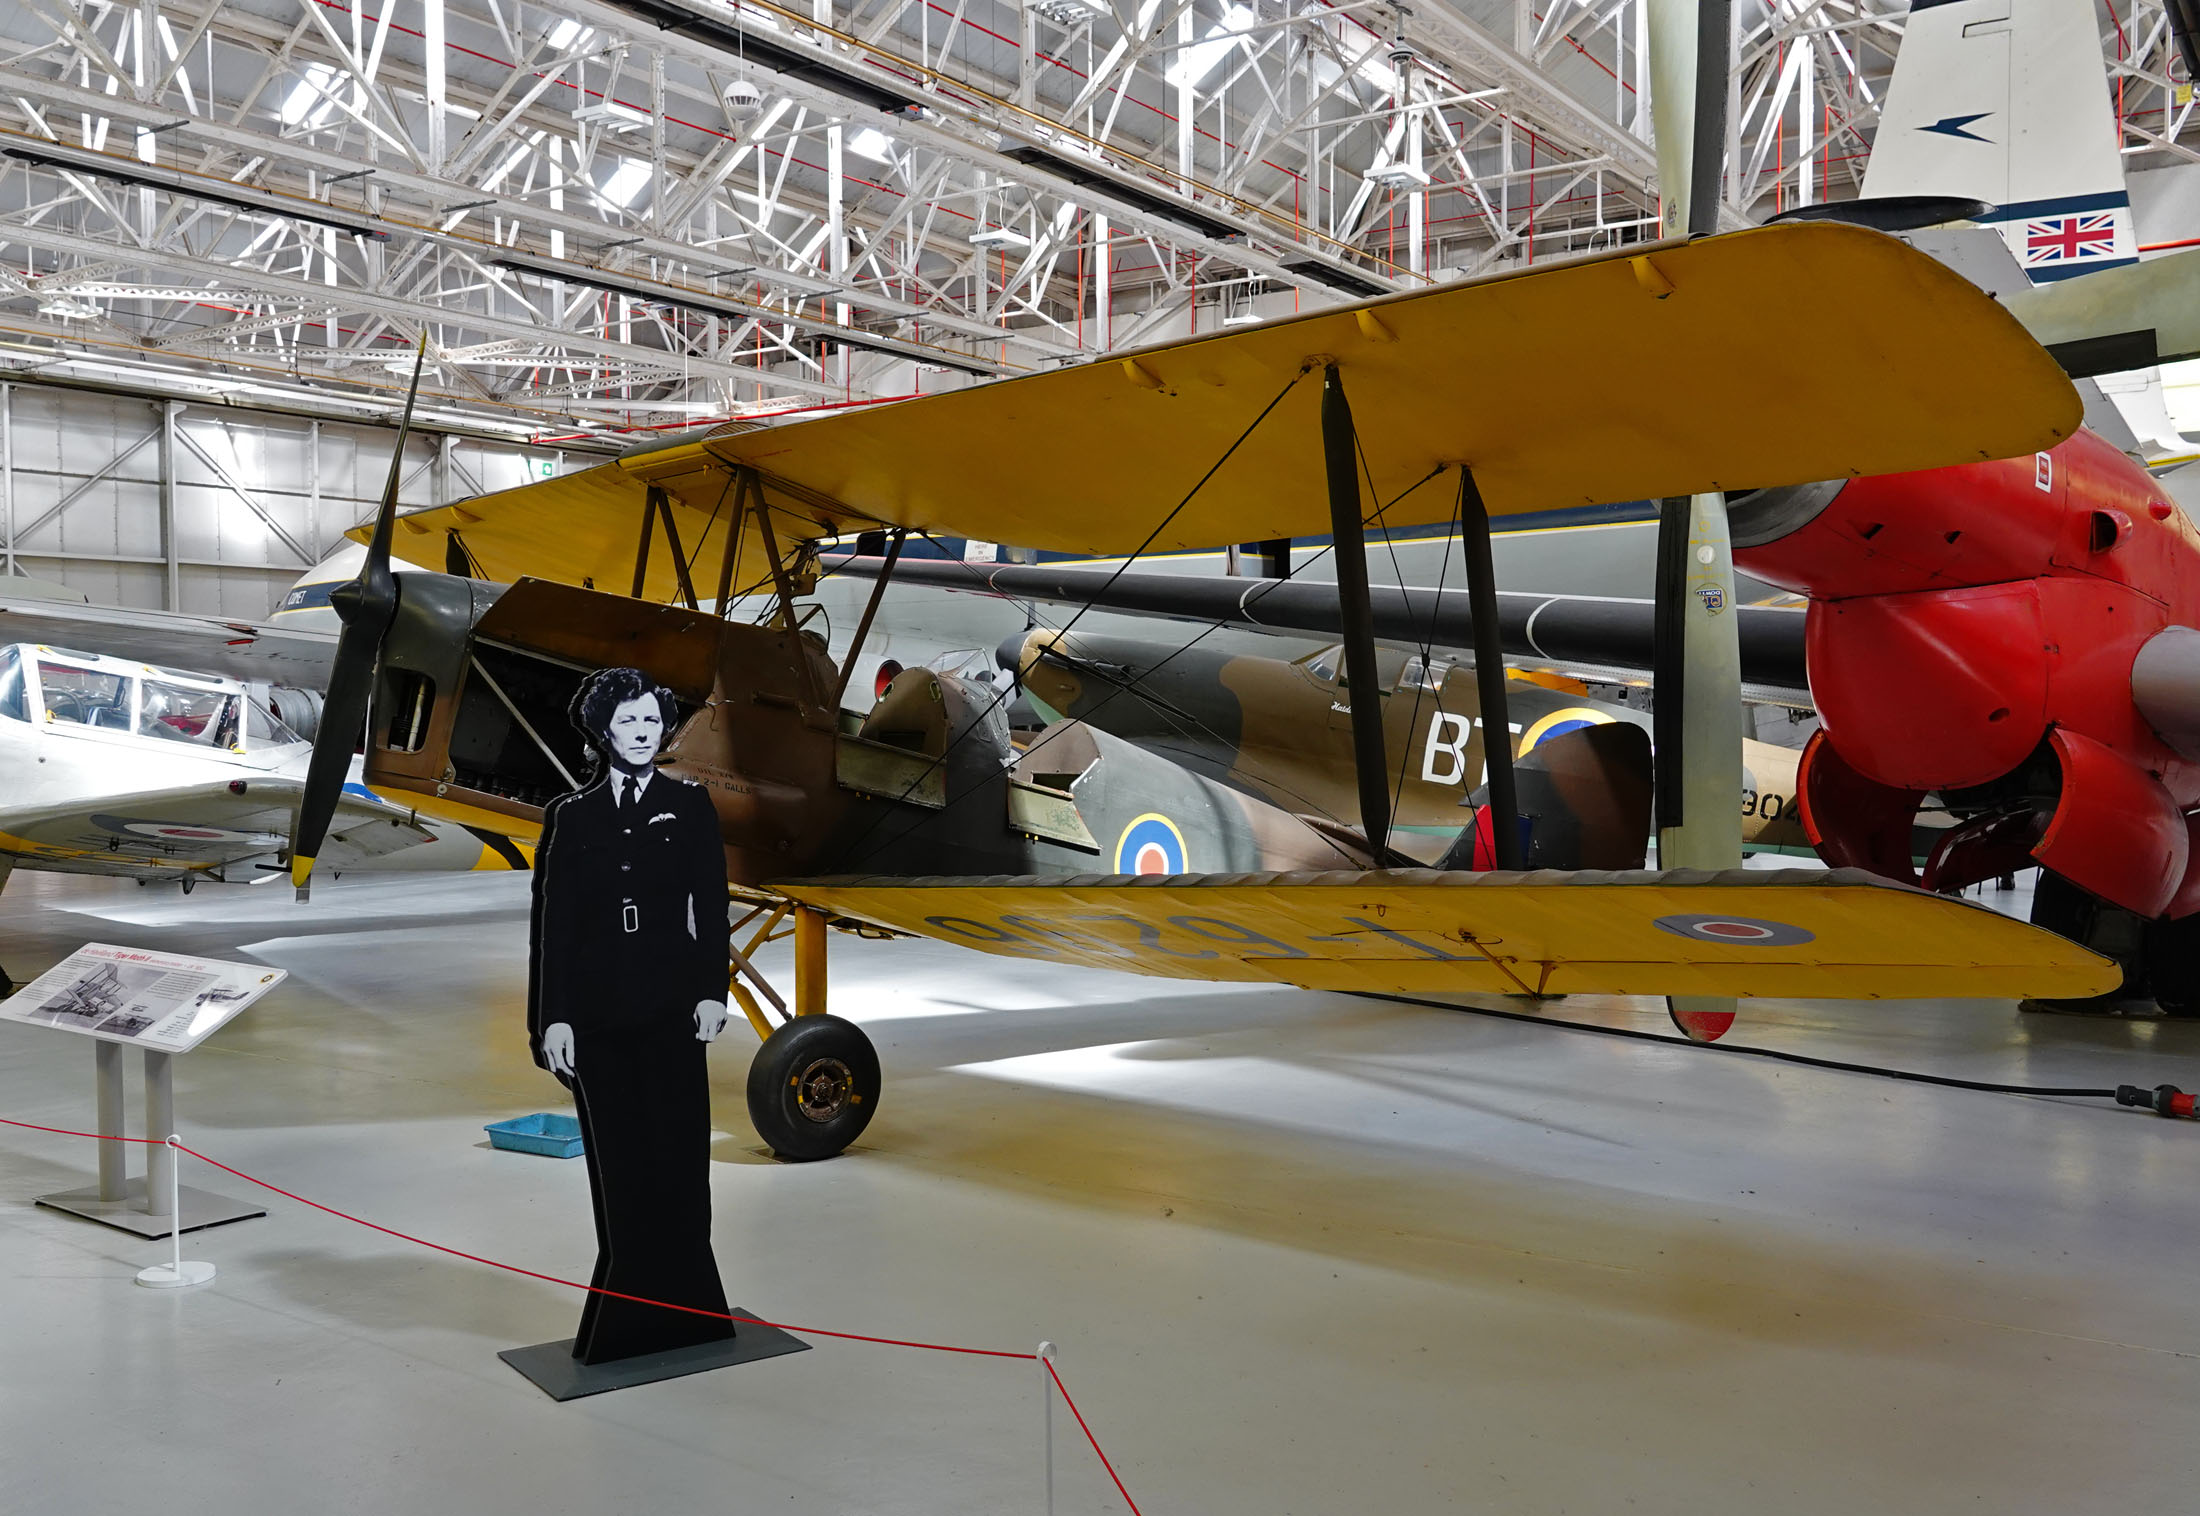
[36,1044,264,1240]
[500,1309,810,1402]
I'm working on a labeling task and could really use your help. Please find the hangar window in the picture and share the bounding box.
[38,661,131,729]
[0,648,24,722]
[138,680,240,748]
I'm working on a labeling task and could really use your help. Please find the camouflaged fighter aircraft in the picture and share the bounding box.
[290,224,2117,1160]
[1001,628,1809,869]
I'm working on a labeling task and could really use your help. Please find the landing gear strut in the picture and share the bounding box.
[728,902,881,1159]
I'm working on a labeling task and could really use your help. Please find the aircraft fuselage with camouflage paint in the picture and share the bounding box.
[1007,629,1808,864]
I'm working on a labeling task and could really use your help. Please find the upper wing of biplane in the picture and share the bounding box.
[778,867,2118,1002]
[368,221,2079,594]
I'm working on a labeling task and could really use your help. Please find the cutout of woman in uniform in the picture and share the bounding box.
[528,667,735,1364]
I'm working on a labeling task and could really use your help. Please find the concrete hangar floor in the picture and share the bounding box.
[0,868,2193,1516]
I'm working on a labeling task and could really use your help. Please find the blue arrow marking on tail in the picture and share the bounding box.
[1920,113,1993,142]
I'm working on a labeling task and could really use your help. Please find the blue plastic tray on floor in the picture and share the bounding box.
[486,1112,585,1159]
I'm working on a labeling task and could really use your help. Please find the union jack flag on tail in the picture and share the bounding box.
[2023,213,2121,268]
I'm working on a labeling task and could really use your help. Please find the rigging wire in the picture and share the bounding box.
[829,364,1314,867]
[841,463,1461,873]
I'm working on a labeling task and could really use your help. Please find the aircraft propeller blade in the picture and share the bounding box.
[289,336,429,897]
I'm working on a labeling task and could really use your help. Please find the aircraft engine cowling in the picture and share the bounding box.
[1805,581,2050,791]
[1728,439,2083,600]
[1734,429,2200,930]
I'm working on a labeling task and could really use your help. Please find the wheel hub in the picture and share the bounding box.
[794,1056,853,1123]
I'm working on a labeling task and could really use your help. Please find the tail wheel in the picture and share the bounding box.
[745,1014,881,1161]
[1667,996,1736,1042]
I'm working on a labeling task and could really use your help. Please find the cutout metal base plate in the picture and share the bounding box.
[38,1179,265,1239]
[499,1309,810,1401]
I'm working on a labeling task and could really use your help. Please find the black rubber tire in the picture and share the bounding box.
[745,1014,881,1161]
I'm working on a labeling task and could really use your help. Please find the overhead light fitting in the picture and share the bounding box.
[1027,0,1108,23]
[575,99,652,133]
[968,226,1032,249]
[0,138,389,241]
[723,79,766,120]
[1365,161,1430,189]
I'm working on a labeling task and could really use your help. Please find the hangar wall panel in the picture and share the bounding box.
[0,382,572,617]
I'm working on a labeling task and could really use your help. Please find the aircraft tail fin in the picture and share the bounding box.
[1441,723,1654,872]
[1863,0,2136,284]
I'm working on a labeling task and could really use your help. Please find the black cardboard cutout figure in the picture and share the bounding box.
[528,667,735,1364]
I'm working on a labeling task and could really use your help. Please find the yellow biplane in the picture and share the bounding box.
[289,221,2112,1158]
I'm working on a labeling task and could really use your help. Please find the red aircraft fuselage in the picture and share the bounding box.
[1731,428,2200,920]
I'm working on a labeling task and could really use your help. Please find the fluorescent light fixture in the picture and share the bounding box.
[34,295,99,321]
[576,99,651,133]
[598,160,652,207]
[1365,161,1429,189]
[1028,0,1108,23]
[847,127,897,164]
[968,226,1032,248]
[1165,3,1258,90]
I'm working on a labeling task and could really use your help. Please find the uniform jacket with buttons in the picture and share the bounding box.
[527,768,730,1068]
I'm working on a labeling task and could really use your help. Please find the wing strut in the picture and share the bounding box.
[1459,471,1523,869]
[834,527,906,706]
[1320,363,1393,856]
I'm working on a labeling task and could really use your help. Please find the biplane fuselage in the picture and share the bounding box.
[360,575,1379,896]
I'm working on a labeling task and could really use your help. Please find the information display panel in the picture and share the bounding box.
[1,943,285,1053]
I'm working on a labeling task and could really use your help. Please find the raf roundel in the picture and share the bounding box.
[1652,913,1816,947]
[1114,813,1188,876]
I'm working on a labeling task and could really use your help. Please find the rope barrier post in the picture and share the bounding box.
[1037,1340,1056,1516]
[135,1136,214,1289]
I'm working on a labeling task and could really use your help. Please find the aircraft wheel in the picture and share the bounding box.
[745,1014,880,1161]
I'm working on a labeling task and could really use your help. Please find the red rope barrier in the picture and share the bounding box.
[2,1115,1143,1504]
[0,1116,164,1144]
[1048,1356,1145,1516]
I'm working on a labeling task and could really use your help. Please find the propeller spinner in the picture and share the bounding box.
[289,337,429,898]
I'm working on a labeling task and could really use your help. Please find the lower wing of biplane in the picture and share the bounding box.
[778,868,2119,1003]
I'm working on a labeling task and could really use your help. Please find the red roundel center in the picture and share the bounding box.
[1133,843,1171,875]
[1698,921,1775,939]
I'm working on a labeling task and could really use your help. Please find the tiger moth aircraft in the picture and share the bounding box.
[291,222,2115,1160]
